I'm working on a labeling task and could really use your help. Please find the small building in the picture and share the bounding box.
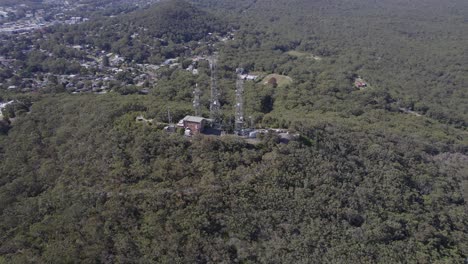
[164,125,176,133]
[136,115,145,122]
[248,130,258,138]
[163,58,178,66]
[177,116,212,135]
[240,74,258,81]
[354,78,367,89]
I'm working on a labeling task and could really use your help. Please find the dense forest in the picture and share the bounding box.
[193,0,468,127]
[0,94,466,263]
[0,0,467,262]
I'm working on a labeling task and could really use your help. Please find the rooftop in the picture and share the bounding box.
[183,116,212,123]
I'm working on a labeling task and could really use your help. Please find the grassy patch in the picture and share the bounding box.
[262,74,293,87]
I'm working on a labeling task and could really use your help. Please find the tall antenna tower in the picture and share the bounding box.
[209,53,221,123]
[193,83,201,116]
[167,108,172,124]
[235,68,245,132]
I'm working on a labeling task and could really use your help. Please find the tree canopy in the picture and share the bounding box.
[0,0,467,262]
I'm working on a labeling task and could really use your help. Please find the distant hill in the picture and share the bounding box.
[46,0,227,63]
[94,0,227,45]
[126,0,226,43]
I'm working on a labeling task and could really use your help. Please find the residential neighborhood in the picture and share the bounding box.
[0,26,234,94]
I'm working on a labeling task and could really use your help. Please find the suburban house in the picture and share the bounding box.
[177,116,212,135]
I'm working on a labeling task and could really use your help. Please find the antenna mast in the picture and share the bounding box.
[193,83,201,116]
[209,53,221,123]
[235,68,245,132]
[167,108,172,124]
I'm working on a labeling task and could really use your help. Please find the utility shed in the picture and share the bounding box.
[178,116,212,134]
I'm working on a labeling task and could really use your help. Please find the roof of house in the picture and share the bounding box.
[183,116,212,123]
[180,116,214,123]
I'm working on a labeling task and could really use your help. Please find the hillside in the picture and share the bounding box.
[0,0,467,263]
[195,0,468,126]
[129,0,226,43]
[0,95,466,262]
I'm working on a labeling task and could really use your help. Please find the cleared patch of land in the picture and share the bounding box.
[262,74,293,87]
[287,50,322,61]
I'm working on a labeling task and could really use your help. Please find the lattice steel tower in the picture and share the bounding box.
[235,68,245,132]
[209,53,221,123]
[193,83,201,116]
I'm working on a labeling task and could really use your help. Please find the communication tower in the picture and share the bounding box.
[209,54,221,123]
[193,83,201,116]
[235,68,245,132]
